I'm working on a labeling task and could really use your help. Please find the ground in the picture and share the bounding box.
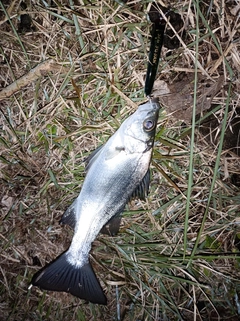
[0,1,240,321]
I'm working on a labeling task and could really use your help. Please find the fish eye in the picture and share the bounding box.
[143,119,155,131]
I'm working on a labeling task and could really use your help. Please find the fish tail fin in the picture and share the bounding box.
[31,253,107,305]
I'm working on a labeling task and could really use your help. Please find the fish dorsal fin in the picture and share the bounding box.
[60,146,105,229]
[130,169,150,201]
[60,143,124,230]
[60,198,78,229]
[85,145,104,171]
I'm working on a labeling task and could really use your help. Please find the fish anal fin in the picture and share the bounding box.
[130,169,150,201]
[101,170,151,236]
[31,253,107,305]
[60,199,77,229]
[100,215,122,236]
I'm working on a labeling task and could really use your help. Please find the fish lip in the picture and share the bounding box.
[139,100,160,114]
[149,97,159,104]
[146,104,160,118]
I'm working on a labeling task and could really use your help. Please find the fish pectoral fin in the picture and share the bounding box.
[31,253,107,305]
[60,199,78,229]
[85,141,124,166]
[105,146,124,160]
[130,169,150,201]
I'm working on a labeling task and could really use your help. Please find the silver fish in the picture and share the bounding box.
[31,99,160,305]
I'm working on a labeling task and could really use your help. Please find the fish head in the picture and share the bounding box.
[122,99,160,153]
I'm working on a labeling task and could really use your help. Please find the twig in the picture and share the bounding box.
[0,59,67,101]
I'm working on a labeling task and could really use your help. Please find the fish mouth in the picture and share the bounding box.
[138,100,160,116]
[145,106,160,121]
[149,97,159,104]
[141,97,159,105]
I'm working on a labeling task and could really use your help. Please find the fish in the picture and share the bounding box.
[31,99,160,305]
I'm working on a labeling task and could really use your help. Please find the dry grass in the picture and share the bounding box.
[0,0,240,320]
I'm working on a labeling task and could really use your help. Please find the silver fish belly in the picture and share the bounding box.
[31,99,160,305]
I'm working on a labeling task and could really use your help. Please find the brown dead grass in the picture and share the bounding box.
[0,1,240,321]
